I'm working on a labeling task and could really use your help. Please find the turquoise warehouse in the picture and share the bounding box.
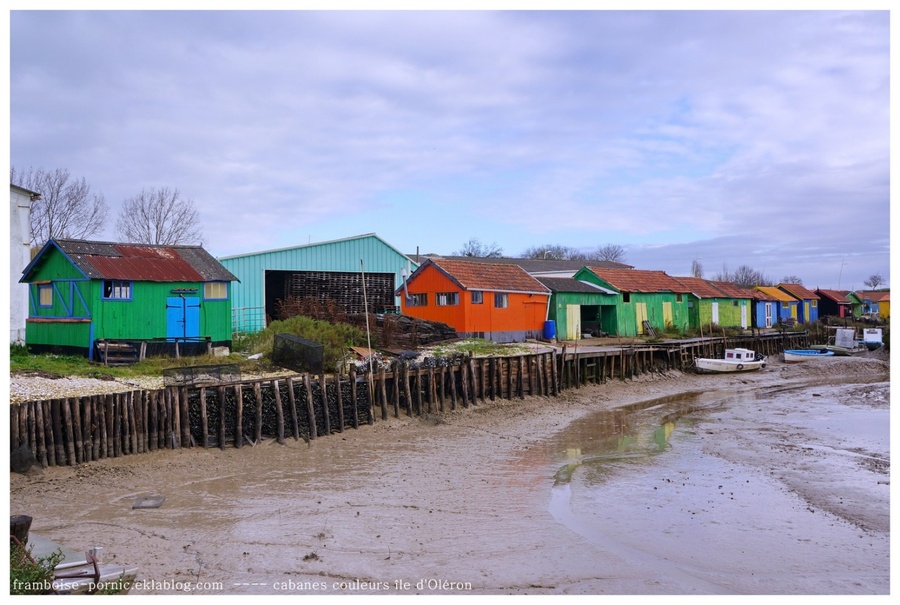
[219,233,418,333]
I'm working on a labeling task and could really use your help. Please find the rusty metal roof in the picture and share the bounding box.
[424,258,550,294]
[585,267,691,294]
[671,276,728,298]
[535,277,616,295]
[777,283,820,300]
[39,239,238,283]
[815,289,852,304]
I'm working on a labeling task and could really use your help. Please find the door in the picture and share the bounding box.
[764,302,773,328]
[635,302,648,335]
[662,302,673,328]
[167,296,200,341]
[740,303,748,329]
[566,304,581,340]
[711,302,719,325]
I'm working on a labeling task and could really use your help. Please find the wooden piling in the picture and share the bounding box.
[335,373,346,431]
[217,386,227,449]
[320,372,331,435]
[273,380,285,444]
[199,387,209,448]
[234,384,244,448]
[304,374,317,440]
[253,382,264,444]
[286,378,300,440]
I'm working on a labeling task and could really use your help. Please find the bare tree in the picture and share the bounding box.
[864,273,885,289]
[453,238,503,258]
[11,166,108,247]
[691,258,704,278]
[521,244,581,260]
[116,187,204,245]
[589,244,626,263]
[731,265,770,288]
[781,275,803,285]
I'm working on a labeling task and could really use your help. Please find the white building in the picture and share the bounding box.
[10,184,39,344]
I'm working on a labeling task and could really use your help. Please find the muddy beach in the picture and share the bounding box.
[8,355,890,596]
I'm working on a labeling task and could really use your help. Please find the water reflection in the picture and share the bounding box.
[549,391,725,486]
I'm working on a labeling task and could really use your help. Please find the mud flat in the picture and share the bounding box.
[8,355,890,595]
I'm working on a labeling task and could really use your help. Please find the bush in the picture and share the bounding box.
[10,541,62,595]
[246,315,367,371]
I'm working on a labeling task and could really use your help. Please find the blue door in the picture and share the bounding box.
[166,296,200,341]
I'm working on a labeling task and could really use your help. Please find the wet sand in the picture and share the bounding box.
[8,355,890,595]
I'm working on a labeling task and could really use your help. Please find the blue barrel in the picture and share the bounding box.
[543,320,556,340]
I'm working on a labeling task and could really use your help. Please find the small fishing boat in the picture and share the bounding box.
[809,344,865,356]
[693,348,767,374]
[17,533,138,595]
[783,349,835,362]
[810,328,867,356]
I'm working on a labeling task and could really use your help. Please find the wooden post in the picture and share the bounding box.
[517,356,525,399]
[169,389,180,449]
[286,378,300,440]
[391,361,401,418]
[460,360,469,408]
[365,365,376,425]
[234,384,244,448]
[449,362,458,410]
[128,391,138,454]
[349,365,359,428]
[379,363,388,421]
[61,399,77,466]
[52,399,68,464]
[402,362,413,416]
[320,372,332,435]
[273,380,285,444]
[217,386,227,449]
[437,365,445,413]
[335,373,345,432]
[148,391,158,452]
[428,366,437,413]
[304,374,317,440]
[469,357,478,406]
[200,387,209,448]
[34,401,47,467]
[253,382,264,444]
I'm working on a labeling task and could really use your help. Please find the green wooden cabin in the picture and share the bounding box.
[674,277,751,330]
[535,276,619,340]
[20,238,238,360]
[574,267,693,337]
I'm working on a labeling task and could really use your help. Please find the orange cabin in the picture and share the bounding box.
[397,258,550,343]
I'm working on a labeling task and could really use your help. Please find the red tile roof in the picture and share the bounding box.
[426,258,550,294]
[585,267,691,293]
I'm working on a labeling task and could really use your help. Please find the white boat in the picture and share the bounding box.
[694,348,767,373]
[782,349,835,362]
[24,534,138,595]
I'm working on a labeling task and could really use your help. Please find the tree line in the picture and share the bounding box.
[454,238,886,290]
[11,166,203,249]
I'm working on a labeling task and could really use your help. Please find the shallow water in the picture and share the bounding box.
[545,382,890,594]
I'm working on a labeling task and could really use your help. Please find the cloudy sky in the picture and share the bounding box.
[8,8,891,290]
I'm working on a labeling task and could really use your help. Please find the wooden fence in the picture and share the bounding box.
[10,333,810,467]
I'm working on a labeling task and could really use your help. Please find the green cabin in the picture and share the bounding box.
[674,276,751,330]
[20,238,239,361]
[574,267,693,336]
[536,276,619,341]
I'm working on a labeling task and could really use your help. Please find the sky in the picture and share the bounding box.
[6,6,893,291]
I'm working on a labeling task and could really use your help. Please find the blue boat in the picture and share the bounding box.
[783,349,836,362]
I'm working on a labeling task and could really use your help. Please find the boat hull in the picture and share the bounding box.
[783,349,835,362]
[694,358,767,373]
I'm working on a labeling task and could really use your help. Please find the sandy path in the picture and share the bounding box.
[8,355,890,595]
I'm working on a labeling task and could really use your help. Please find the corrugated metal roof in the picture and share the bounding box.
[419,255,632,273]
[756,286,797,303]
[778,283,820,300]
[672,276,727,298]
[426,258,550,294]
[535,277,616,295]
[52,239,238,283]
[815,289,852,304]
[585,267,690,293]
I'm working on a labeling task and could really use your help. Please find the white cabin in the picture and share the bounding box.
[723,348,757,362]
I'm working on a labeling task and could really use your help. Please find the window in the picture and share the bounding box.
[103,280,131,300]
[436,292,459,306]
[471,291,483,304]
[811,300,817,308]
[494,293,508,308]
[38,284,53,307]
[733,300,740,307]
[676,294,683,302]
[204,282,228,300]
[623,293,631,303]
[407,293,427,307]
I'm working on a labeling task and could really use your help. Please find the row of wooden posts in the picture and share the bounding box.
[10,333,810,468]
